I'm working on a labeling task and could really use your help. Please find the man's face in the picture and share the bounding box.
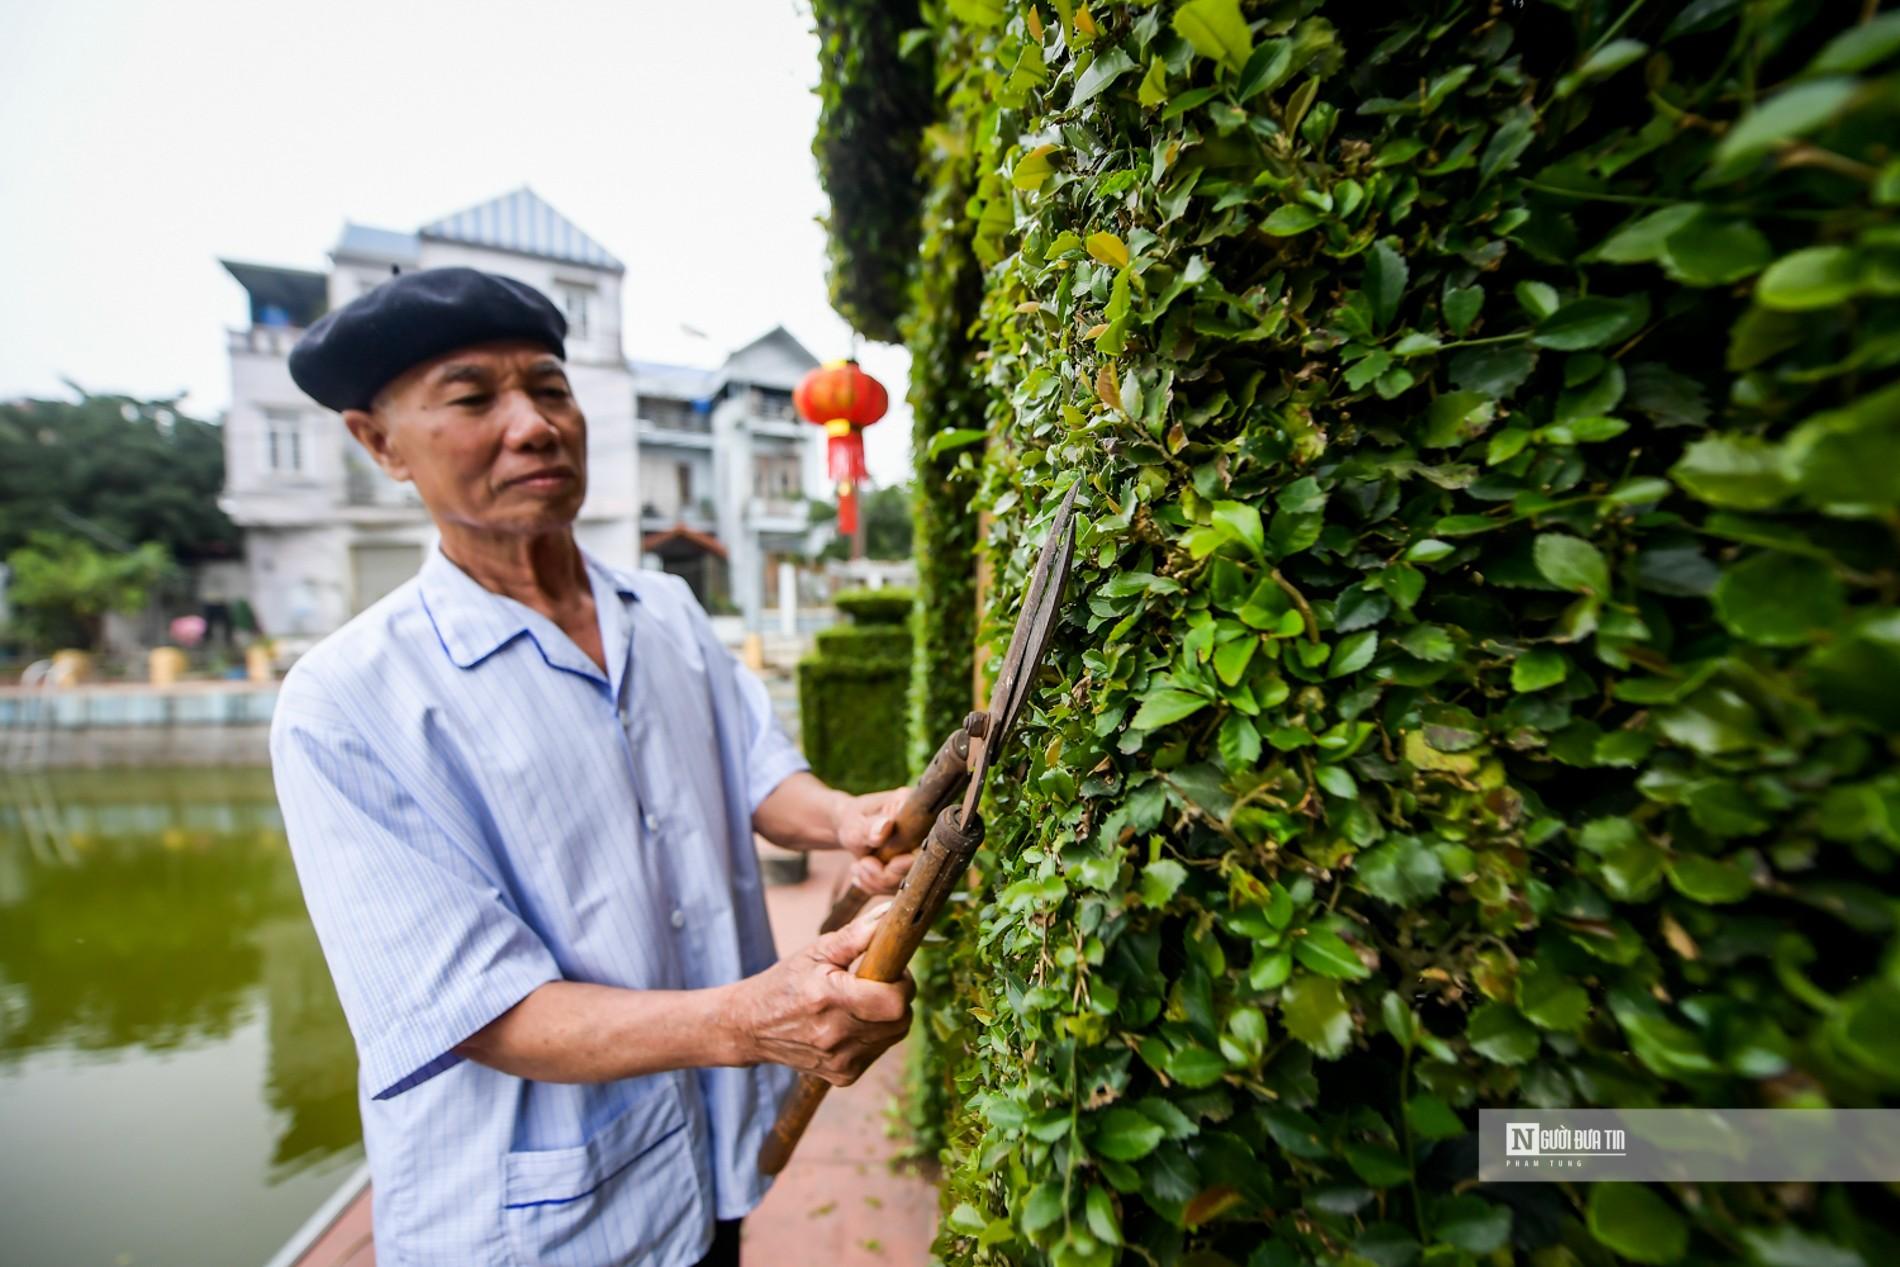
[341,340,587,538]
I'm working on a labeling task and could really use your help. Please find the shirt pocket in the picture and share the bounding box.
[502,1087,704,1266]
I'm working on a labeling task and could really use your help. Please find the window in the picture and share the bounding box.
[556,282,594,339]
[264,408,303,474]
[642,396,703,430]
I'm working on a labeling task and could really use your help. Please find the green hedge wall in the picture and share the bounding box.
[815,1,1900,1265]
[810,0,936,344]
[799,590,917,795]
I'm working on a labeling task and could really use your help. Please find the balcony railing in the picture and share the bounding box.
[228,326,301,356]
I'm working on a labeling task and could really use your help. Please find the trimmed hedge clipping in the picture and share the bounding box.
[818,1,1900,1265]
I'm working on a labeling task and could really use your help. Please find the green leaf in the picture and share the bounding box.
[1665,217,1771,285]
[1236,38,1292,102]
[945,0,1006,28]
[1328,630,1379,677]
[1712,78,1858,173]
[1249,949,1292,991]
[1518,960,1591,1031]
[1140,859,1188,906]
[1364,240,1408,330]
[1093,1106,1165,1161]
[1132,689,1209,730]
[1757,246,1861,310]
[1668,854,1754,904]
[1407,1094,1465,1140]
[1783,382,1900,507]
[1596,203,1704,264]
[1740,1226,1865,1267]
[1137,58,1168,108]
[1808,10,1900,73]
[1012,144,1060,191]
[1533,296,1646,350]
[1671,435,1791,509]
[1281,976,1353,1059]
[1346,1142,1412,1187]
[1466,1002,1539,1064]
[1172,0,1254,73]
[1516,280,1559,319]
[1211,500,1264,556]
[1511,648,1568,692]
[1556,37,1648,98]
[1263,204,1321,235]
[1071,49,1137,108]
[1165,1044,1228,1087]
[1021,1181,1065,1235]
[1533,533,1611,597]
[1356,836,1445,906]
[1442,283,1482,334]
[928,427,988,458]
[1434,1195,1512,1254]
[1424,390,1495,447]
[1084,1186,1121,1245]
[1714,551,1845,645]
[1294,929,1372,979]
[1451,343,1536,399]
[1587,1184,1688,1265]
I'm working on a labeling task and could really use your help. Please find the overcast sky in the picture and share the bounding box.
[0,0,913,486]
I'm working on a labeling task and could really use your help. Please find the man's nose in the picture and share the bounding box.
[498,389,558,448]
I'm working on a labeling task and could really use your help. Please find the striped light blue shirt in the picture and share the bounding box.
[270,544,805,1266]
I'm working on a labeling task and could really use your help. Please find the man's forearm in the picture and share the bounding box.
[752,770,850,852]
[455,980,748,1084]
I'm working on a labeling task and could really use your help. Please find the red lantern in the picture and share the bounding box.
[794,359,887,536]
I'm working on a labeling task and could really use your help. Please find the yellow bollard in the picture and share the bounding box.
[49,649,92,685]
[149,646,188,686]
[245,642,275,683]
[742,632,766,673]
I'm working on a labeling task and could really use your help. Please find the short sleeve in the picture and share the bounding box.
[663,573,811,811]
[270,666,562,1100]
[731,652,812,812]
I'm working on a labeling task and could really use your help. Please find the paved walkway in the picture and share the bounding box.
[747,845,940,1265]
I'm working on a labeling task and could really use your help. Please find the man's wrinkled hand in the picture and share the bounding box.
[730,903,914,1085]
[833,786,914,895]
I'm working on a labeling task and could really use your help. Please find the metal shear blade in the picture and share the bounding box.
[962,480,1081,808]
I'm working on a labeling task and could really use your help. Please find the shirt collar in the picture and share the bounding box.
[418,540,640,673]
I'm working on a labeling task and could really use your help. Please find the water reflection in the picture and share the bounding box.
[0,768,363,1264]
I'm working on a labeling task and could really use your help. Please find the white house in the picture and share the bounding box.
[632,327,828,620]
[219,187,825,642]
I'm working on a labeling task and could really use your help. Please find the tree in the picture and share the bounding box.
[0,389,238,564]
[814,2,1900,1265]
[813,483,917,561]
[5,532,172,652]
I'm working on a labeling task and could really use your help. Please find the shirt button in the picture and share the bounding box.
[643,813,660,832]
[617,707,632,728]
[670,909,686,929]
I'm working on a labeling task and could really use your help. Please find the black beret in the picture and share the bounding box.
[288,267,567,411]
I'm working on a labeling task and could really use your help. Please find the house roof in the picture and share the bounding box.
[334,222,420,264]
[219,260,328,328]
[419,187,624,273]
[717,325,821,392]
[629,360,720,403]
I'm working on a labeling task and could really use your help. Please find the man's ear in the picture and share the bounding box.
[341,407,412,483]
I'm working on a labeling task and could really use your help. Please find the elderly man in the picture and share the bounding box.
[270,268,915,1267]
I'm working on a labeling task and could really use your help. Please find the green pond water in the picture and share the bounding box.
[0,768,364,1267]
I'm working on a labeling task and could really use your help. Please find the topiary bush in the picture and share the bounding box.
[835,584,921,625]
[812,0,1900,1264]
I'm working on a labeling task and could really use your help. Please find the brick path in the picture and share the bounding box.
[747,845,941,1265]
